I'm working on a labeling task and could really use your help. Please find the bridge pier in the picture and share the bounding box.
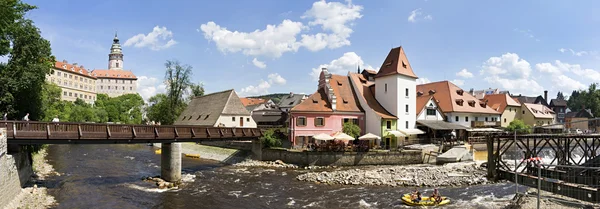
[252,140,263,161]
[160,143,181,182]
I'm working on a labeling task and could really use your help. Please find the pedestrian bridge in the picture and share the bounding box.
[2,121,263,144]
[1,121,264,182]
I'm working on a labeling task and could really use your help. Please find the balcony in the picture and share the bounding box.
[472,121,501,127]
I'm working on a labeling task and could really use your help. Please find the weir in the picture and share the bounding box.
[2,121,264,182]
[487,134,600,203]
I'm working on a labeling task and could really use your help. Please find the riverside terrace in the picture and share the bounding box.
[1,120,264,182]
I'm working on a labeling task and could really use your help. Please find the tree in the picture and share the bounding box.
[556,91,565,101]
[505,119,532,134]
[343,122,361,138]
[567,83,600,115]
[160,60,193,125]
[0,0,54,120]
[188,82,205,101]
[260,129,282,148]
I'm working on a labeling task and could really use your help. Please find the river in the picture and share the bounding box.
[44,144,521,209]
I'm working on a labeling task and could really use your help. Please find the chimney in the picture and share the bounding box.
[544,90,548,102]
[289,92,294,97]
[73,62,78,66]
[62,60,68,63]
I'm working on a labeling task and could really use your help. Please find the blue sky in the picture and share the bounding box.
[24,0,600,101]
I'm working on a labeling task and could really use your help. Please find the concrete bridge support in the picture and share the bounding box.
[160,143,181,182]
[252,140,263,160]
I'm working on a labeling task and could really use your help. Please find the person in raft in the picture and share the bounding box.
[430,188,442,204]
[411,189,422,203]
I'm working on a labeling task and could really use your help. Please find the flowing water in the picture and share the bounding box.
[44,144,523,209]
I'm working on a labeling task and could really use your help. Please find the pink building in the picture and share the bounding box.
[289,68,364,148]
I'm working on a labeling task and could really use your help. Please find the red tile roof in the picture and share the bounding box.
[483,94,521,113]
[91,69,137,79]
[291,74,363,113]
[54,61,96,78]
[375,46,418,79]
[416,81,500,114]
[240,98,267,107]
[348,73,396,119]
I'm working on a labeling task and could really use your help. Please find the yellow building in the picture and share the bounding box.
[484,93,522,127]
[521,103,555,127]
[46,60,97,104]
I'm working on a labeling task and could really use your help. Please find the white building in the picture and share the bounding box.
[174,89,257,128]
[374,46,424,136]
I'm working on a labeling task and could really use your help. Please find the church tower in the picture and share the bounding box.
[108,32,123,70]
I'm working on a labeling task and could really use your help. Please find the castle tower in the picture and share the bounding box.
[108,32,123,70]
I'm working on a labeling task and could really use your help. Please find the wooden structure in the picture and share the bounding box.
[2,121,263,144]
[487,134,600,203]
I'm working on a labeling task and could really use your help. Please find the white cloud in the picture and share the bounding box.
[416,77,431,84]
[456,68,473,78]
[200,0,363,58]
[558,48,596,57]
[300,0,363,51]
[310,52,374,80]
[240,80,271,96]
[137,76,167,102]
[479,53,543,95]
[514,28,540,42]
[268,73,287,85]
[408,8,432,23]
[124,26,177,51]
[252,58,267,69]
[451,79,465,86]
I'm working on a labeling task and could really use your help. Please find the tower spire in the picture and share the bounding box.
[109,33,123,70]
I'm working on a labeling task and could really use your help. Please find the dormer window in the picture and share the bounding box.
[456,89,464,96]
[79,70,82,73]
[105,73,108,76]
[429,90,436,95]
[312,99,318,103]
[62,64,67,68]
[468,100,476,107]
[359,77,367,83]
[455,99,464,106]
[417,91,424,96]
[70,67,74,71]
[117,74,121,77]
[384,60,393,67]
[402,61,407,69]
[479,102,486,108]
[343,98,348,104]
[337,80,342,86]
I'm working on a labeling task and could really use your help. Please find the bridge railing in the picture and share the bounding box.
[0,121,264,141]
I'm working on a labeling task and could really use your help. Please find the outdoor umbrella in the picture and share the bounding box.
[332,132,354,140]
[312,133,334,141]
[358,133,380,140]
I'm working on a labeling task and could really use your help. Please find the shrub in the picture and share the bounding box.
[260,129,282,148]
[505,119,532,134]
[343,122,361,138]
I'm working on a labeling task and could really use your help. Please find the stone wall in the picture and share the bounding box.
[0,128,33,207]
[262,149,422,166]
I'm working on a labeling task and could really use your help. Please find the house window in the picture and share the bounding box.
[297,117,306,126]
[455,116,459,121]
[343,118,359,125]
[504,118,507,123]
[385,84,387,93]
[405,88,409,97]
[405,121,409,129]
[246,118,250,122]
[315,117,325,126]
[63,92,67,96]
[69,92,72,96]
[465,117,469,122]
[522,110,525,114]
[57,72,61,76]
[130,87,133,91]
[101,86,103,90]
[386,121,392,129]
[74,93,78,97]
[485,117,488,121]
[352,118,358,125]
[475,117,478,121]
[405,104,409,113]
[232,117,236,121]
[116,63,119,68]
[426,109,436,116]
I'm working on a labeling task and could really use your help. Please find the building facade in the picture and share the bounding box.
[484,93,522,127]
[175,89,257,128]
[289,69,364,148]
[46,61,98,104]
[91,34,138,97]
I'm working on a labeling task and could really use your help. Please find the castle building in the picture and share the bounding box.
[46,33,138,103]
[91,34,138,97]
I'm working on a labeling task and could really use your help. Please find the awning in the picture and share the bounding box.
[358,133,381,140]
[537,124,564,129]
[466,128,502,132]
[416,120,469,130]
[386,130,406,137]
[399,128,425,135]
[312,133,334,140]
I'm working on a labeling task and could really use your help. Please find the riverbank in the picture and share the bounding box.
[296,161,488,187]
[5,148,57,209]
[153,143,249,164]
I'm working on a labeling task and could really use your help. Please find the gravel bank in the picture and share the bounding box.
[232,159,333,170]
[5,148,58,209]
[296,162,488,187]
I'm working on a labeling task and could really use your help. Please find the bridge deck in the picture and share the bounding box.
[1,121,263,144]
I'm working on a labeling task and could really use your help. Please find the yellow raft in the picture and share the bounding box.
[401,193,450,206]
[155,149,161,154]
